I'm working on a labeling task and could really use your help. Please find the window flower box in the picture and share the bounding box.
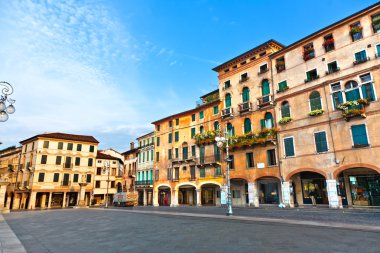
[225,128,278,149]
[309,109,324,117]
[279,117,292,125]
[194,130,219,146]
[350,26,363,34]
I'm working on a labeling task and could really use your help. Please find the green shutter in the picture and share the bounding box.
[213,106,219,114]
[260,119,265,130]
[278,81,287,91]
[191,145,196,156]
[175,132,179,142]
[352,125,368,146]
[169,133,172,143]
[244,118,251,133]
[214,121,219,130]
[191,128,196,138]
[225,94,231,107]
[281,103,290,118]
[284,138,295,157]
[200,168,205,177]
[361,83,375,101]
[242,88,250,102]
[262,80,270,96]
[199,111,204,119]
[183,147,188,160]
[345,89,361,101]
[377,44,380,54]
[168,149,172,160]
[306,71,311,81]
[175,148,179,158]
[315,132,328,153]
[332,92,343,108]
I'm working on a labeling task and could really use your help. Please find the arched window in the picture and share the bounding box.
[261,79,270,100]
[244,118,252,134]
[345,80,360,101]
[261,112,274,129]
[281,101,291,118]
[200,126,204,134]
[227,123,235,136]
[242,87,250,102]
[214,121,219,130]
[225,93,232,108]
[309,91,322,111]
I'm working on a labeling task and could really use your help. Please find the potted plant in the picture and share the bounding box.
[350,25,363,34]
[309,109,324,117]
[279,117,292,125]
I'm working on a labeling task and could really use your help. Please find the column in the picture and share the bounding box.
[77,185,86,207]
[12,194,21,210]
[66,193,70,207]
[153,189,159,207]
[281,181,292,208]
[27,192,37,210]
[41,193,47,208]
[196,189,202,207]
[248,182,259,207]
[62,192,67,208]
[47,192,52,208]
[6,195,11,209]
[326,179,340,209]
[143,189,147,206]
[171,189,178,207]
[0,183,7,211]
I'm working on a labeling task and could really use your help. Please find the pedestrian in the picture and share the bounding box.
[309,190,316,207]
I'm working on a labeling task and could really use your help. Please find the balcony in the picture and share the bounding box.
[196,155,221,166]
[63,163,73,169]
[239,76,249,84]
[337,100,369,121]
[258,68,268,75]
[325,67,340,75]
[257,95,272,108]
[353,57,370,65]
[304,75,319,83]
[136,180,153,186]
[221,107,233,118]
[61,180,71,187]
[238,102,252,113]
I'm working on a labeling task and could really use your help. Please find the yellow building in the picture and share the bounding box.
[122,142,138,192]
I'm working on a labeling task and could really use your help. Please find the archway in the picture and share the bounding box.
[336,167,380,207]
[178,184,196,205]
[290,171,328,206]
[256,177,281,205]
[230,178,248,206]
[158,186,171,206]
[200,183,221,206]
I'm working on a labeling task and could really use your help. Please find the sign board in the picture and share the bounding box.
[257,163,265,169]
[221,191,227,205]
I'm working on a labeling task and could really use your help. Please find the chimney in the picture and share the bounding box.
[130,142,135,150]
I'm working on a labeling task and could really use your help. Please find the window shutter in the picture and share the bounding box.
[315,132,328,152]
[262,80,270,96]
[260,119,265,130]
[352,125,368,146]
[284,138,295,157]
[361,83,375,101]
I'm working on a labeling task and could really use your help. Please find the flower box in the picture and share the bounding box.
[309,109,324,117]
[279,117,292,125]
[350,26,363,34]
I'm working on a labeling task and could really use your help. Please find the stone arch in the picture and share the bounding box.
[154,183,172,191]
[255,175,282,182]
[198,181,222,188]
[333,163,380,179]
[175,182,197,190]
[285,168,328,181]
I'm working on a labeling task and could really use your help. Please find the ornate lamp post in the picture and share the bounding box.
[215,130,233,216]
[0,82,16,122]
[102,161,110,208]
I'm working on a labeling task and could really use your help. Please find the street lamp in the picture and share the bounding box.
[0,81,16,122]
[102,161,110,208]
[215,130,233,216]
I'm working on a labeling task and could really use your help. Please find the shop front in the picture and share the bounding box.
[300,172,328,205]
[201,183,220,206]
[258,178,280,204]
[178,185,196,205]
[158,186,171,206]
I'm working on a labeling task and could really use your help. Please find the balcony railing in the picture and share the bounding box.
[196,155,221,166]
[238,102,252,113]
[257,95,272,108]
[239,76,249,83]
[63,163,73,169]
[171,153,196,163]
[325,67,340,75]
[353,57,370,65]
[221,107,233,117]
[136,180,153,186]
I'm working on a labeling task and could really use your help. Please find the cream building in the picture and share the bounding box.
[122,142,138,192]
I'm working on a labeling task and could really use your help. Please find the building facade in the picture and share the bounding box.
[122,142,138,192]
[136,132,155,206]
[93,151,124,206]
[270,3,380,208]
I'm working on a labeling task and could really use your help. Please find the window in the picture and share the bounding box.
[350,22,363,41]
[65,157,72,168]
[190,166,196,179]
[261,112,274,129]
[53,173,59,182]
[174,167,179,180]
[327,61,339,74]
[314,132,328,153]
[226,123,234,136]
[377,44,380,57]
[229,155,234,170]
[174,131,179,142]
[354,50,368,65]
[88,158,93,167]
[199,111,204,119]
[156,152,159,162]
[86,174,91,183]
[303,43,315,61]
[199,126,204,134]
[278,80,288,92]
[95,181,100,188]
[155,170,159,181]
[147,151,150,161]
[157,137,160,147]
[284,137,295,157]
[38,172,45,182]
[175,148,179,159]
[89,145,94,152]
[225,94,232,108]
[280,101,291,118]
[244,118,251,134]
[77,144,82,151]
[372,13,380,33]
[182,147,188,160]
[97,167,102,175]
[305,69,319,82]
[166,168,172,180]
[176,118,179,126]
[215,166,222,176]
[67,143,73,151]
[351,124,369,147]
[75,157,81,166]
[41,155,47,164]
[214,121,219,130]
[55,156,62,165]
[199,146,205,163]
[345,81,360,101]
[224,80,231,89]
[191,114,196,121]
[200,168,205,178]
[191,128,196,138]
[309,91,322,111]
[168,149,172,160]
[213,106,219,115]
[267,149,277,166]
[261,79,270,98]
[157,125,160,131]
[360,73,375,101]
[323,34,335,52]
[259,64,268,74]
[151,150,154,161]
[169,120,173,128]
[143,152,145,162]
[111,181,115,188]
[43,141,49,149]
[73,174,79,183]
[168,133,172,143]
[276,57,285,73]
[191,145,196,157]
[242,87,250,102]
[246,152,254,168]
[58,142,63,150]
[331,83,343,109]
[232,190,241,198]
[240,72,248,82]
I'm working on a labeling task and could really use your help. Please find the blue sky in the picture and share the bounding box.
[0,0,377,152]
